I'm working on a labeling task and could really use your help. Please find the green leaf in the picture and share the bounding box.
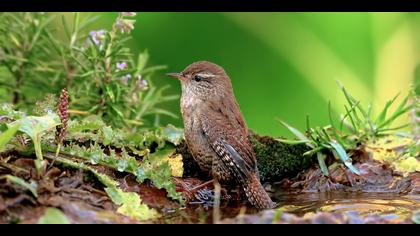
[38,208,70,224]
[68,116,105,132]
[0,124,20,152]
[46,156,160,221]
[0,174,38,197]
[110,105,125,118]
[328,101,344,145]
[329,141,360,175]
[10,114,61,141]
[161,124,184,146]
[105,187,160,221]
[101,126,113,146]
[9,114,60,167]
[278,120,313,147]
[341,104,359,133]
[277,139,310,145]
[375,93,400,127]
[329,141,347,160]
[144,148,184,201]
[303,146,324,156]
[378,93,414,130]
[337,81,363,125]
[316,152,329,176]
[61,15,71,40]
[105,85,115,102]
[137,50,149,73]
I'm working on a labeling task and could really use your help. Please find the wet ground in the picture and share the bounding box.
[157,187,420,224]
[1,144,419,224]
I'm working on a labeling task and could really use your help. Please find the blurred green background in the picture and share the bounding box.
[82,13,420,136]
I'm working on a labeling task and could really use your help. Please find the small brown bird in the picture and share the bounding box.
[167,61,274,209]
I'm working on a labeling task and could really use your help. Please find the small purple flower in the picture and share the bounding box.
[135,75,148,91]
[87,29,106,48]
[116,62,127,71]
[121,74,132,85]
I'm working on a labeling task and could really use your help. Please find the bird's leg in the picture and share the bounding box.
[188,179,215,193]
[173,177,215,201]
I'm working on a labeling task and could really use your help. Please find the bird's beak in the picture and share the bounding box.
[166,72,186,82]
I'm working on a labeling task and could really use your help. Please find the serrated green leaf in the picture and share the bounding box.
[101,126,113,146]
[161,124,184,146]
[105,187,160,221]
[47,156,160,221]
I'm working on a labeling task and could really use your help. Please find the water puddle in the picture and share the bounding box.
[273,192,419,220]
[161,191,420,223]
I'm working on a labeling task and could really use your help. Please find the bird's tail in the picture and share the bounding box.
[243,174,275,209]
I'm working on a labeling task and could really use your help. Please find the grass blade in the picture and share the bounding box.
[317,152,329,176]
[328,101,344,145]
[378,93,414,129]
[276,139,311,145]
[340,103,360,133]
[278,120,310,143]
[377,123,411,133]
[375,93,400,125]
[329,140,348,162]
[329,141,360,175]
[337,81,362,124]
[303,146,324,156]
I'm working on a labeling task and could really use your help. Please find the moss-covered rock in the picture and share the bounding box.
[177,132,312,183]
[249,134,312,183]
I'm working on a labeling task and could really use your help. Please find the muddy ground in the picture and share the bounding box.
[0,136,419,224]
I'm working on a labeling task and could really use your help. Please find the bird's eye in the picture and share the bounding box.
[193,75,202,82]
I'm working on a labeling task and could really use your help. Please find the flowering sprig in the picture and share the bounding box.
[121,74,132,85]
[135,75,148,91]
[56,88,69,145]
[115,12,137,34]
[61,12,177,128]
[116,62,127,70]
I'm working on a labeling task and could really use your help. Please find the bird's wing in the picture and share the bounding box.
[200,111,256,183]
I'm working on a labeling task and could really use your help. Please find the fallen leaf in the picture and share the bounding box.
[38,208,71,224]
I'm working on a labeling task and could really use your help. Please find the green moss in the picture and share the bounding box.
[249,134,312,183]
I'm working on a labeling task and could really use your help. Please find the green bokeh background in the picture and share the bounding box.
[77,13,420,136]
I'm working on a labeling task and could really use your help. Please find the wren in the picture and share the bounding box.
[167,61,274,209]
